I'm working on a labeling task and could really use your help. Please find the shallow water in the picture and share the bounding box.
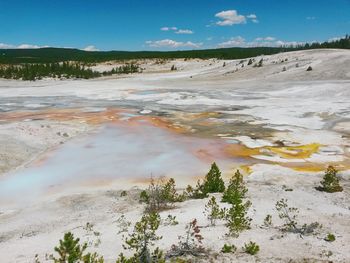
[0,121,238,204]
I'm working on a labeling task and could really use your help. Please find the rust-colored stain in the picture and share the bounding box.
[1,108,349,174]
[0,108,127,124]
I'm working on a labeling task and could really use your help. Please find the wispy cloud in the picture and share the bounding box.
[161,27,194,34]
[160,27,178,31]
[83,45,100,51]
[215,10,258,26]
[218,36,304,48]
[175,29,194,34]
[146,39,202,49]
[306,16,316,20]
[0,43,47,49]
[247,14,259,23]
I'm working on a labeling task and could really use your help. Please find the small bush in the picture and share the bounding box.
[306,66,313,71]
[185,181,208,199]
[243,241,260,255]
[140,177,184,212]
[120,191,127,197]
[167,219,206,258]
[275,199,321,235]
[163,215,179,226]
[204,196,225,226]
[324,233,336,242]
[139,190,149,203]
[263,214,272,227]
[316,166,343,193]
[275,199,299,232]
[121,212,164,262]
[221,244,237,253]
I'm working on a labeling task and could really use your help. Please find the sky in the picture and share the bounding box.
[0,0,349,51]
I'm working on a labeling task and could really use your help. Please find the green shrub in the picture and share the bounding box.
[186,181,208,199]
[275,199,321,235]
[139,190,150,203]
[204,196,225,226]
[263,214,272,227]
[49,232,104,262]
[121,212,164,263]
[221,244,236,253]
[202,162,225,194]
[163,214,179,226]
[324,233,336,242]
[316,166,343,193]
[243,242,260,255]
[140,177,184,212]
[275,199,298,232]
[120,191,127,197]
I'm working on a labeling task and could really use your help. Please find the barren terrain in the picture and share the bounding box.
[0,49,349,262]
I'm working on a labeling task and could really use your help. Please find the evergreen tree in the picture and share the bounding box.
[222,170,247,204]
[316,166,343,193]
[202,162,225,193]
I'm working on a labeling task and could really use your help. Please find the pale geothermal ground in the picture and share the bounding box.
[0,49,349,262]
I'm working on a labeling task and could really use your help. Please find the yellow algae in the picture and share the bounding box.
[224,144,261,158]
[239,165,253,175]
[266,143,321,159]
[284,162,350,173]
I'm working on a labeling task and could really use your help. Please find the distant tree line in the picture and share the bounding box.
[0,62,140,81]
[0,35,348,64]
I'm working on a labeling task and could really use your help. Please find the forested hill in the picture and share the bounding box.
[0,35,349,64]
[0,47,293,64]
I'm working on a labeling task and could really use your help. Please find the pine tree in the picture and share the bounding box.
[222,170,251,237]
[222,170,247,204]
[50,232,104,263]
[204,196,225,226]
[202,162,225,193]
[123,212,164,263]
[316,166,343,193]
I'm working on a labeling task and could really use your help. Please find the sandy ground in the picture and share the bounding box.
[0,49,349,262]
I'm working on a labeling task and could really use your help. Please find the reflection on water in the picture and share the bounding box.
[0,121,239,205]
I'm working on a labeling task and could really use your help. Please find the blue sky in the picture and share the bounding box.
[0,0,349,51]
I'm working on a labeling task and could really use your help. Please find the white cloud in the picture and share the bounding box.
[175,29,194,34]
[255,37,276,42]
[215,10,246,26]
[215,10,259,26]
[146,39,202,49]
[247,14,257,19]
[83,45,99,51]
[0,43,46,49]
[161,27,194,34]
[217,36,246,48]
[218,37,304,48]
[306,16,316,20]
[160,27,178,31]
